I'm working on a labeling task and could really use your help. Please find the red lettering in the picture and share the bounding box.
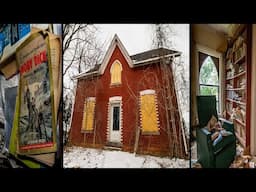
[20,50,47,74]
[34,50,47,66]
[20,59,32,75]
[34,54,40,66]
[40,51,47,63]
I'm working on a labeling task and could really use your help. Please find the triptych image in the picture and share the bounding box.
[0,24,255,168]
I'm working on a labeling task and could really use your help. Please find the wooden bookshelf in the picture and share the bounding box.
[225,24,251,148]
[234,55,245,65]
[226,98,246,106]
[235,118,246,127]
[235,132,246,148]
[226,87,245,91]
[226,106,246,127]
[226,70,246,80]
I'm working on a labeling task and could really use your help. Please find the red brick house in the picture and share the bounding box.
[70,35,187,158]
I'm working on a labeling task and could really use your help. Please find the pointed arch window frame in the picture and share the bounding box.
[110,59,123,86]
[199,54,220,113]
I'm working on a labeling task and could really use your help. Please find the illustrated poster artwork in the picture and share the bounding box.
[16,33,56,154]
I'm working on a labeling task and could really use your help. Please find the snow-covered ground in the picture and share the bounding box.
[64,146,189,168]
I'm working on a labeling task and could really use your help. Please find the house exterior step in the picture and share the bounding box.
[104,142,122,151]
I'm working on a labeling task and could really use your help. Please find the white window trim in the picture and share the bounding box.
[86,97,96,102]
[109,96,122,103]
[110,60,122,86]
[140,89,156,96]
[110,59,123,72]
[99,34,133,75]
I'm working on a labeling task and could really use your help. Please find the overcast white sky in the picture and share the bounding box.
[95,24,189,61]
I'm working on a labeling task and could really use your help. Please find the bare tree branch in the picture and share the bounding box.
[63,24,104,141]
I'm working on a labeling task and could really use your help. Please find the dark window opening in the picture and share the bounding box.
[113,106,120,131]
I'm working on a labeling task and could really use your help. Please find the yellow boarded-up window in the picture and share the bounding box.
[110,60,122,85]
[140,90,159,134]
[81,97,96,132]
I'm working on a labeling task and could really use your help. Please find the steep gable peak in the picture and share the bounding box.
[99,34,133,75]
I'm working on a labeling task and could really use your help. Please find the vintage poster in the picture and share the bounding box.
[16,32,56,155]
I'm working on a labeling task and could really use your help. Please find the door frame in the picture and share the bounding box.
[107,96,123,144]
[109,103,121,143]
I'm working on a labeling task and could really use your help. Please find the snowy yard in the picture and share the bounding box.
[64,146,189,168]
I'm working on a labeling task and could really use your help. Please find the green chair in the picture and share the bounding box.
[196,95,236,168]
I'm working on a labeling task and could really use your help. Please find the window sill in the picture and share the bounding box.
[141,131,160,136]
[110,83,121,88]
[81,130,94,134]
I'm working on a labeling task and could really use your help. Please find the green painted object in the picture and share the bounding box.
[196,95,236,168]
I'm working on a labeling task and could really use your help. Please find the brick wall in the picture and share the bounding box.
[70,46,182,156]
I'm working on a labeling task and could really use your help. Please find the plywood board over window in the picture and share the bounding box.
[139,90,160,134]
[110,60,122,85]
[81,97,96,132]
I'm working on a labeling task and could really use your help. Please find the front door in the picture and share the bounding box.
[109,104,121,143]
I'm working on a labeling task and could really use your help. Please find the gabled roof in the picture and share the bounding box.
[131,48,181,66]
[98,34,133,75]
[73,35,181,80]
[131,48,179,62]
